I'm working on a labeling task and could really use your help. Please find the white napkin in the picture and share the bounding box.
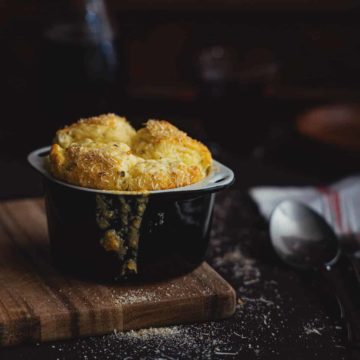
[249,176,360,241]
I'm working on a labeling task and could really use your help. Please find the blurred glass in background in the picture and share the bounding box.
[42,0,127,127]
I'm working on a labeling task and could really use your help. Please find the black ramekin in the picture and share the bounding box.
[28,147,234,282]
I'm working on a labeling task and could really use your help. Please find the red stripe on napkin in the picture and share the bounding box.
[317,187,343,233]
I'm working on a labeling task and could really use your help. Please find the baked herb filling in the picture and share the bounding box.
[96,194,148,277]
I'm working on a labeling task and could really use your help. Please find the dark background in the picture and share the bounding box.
[2,0,360,198]
[2,0,360,157]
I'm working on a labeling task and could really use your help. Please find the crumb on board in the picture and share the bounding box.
[114,326,181,340]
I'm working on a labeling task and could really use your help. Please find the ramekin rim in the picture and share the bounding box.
[28,146,234,195]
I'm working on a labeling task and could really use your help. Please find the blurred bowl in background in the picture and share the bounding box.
[297,104,360,152]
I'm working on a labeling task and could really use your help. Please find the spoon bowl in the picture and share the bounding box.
[270,200,340,269]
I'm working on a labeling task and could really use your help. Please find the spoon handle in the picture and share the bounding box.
[321,255,360,347]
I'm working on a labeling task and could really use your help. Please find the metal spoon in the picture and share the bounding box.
[270,200,360,347]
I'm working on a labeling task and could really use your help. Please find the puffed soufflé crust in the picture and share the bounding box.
[48,114,212,191]
[54,113,136,148]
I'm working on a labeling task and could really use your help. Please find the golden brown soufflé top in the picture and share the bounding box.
[48,114,212,191]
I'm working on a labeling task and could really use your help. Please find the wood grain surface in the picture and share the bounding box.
[0,198,236,347]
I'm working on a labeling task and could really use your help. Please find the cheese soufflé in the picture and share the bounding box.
[48,114,212,191]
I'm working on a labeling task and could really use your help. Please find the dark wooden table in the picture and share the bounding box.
[0,128,357,360]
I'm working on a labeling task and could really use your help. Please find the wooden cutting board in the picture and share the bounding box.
[0,198,236,347]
